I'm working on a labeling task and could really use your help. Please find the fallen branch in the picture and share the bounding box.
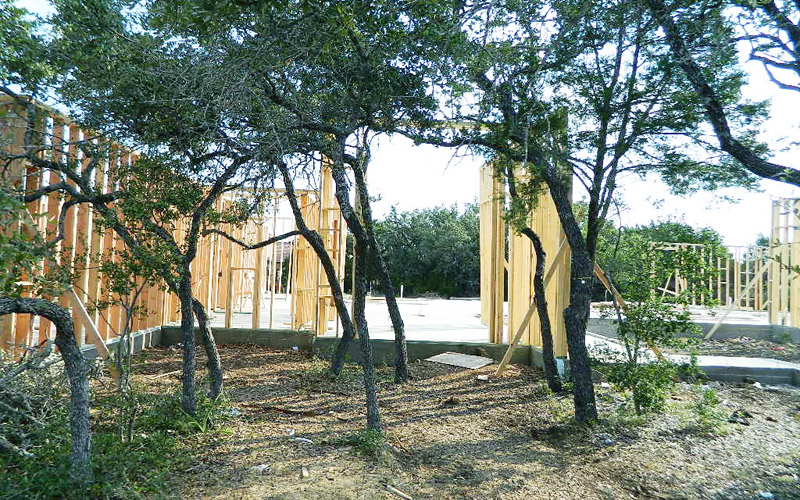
[261,405,327,417]
[385,484,413,500]
[148,369,181,380]
[0,435,34,459]
[0,398,43,427]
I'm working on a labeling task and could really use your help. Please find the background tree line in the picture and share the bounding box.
[347,198,735,303]
[345,203,480,298]
[592,217,729,302]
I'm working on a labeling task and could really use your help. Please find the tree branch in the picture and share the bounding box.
[203,228,301,250]
[647,0,800,187]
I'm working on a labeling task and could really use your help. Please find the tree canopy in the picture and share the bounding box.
[363,204,480,298]
[3,0,800,427]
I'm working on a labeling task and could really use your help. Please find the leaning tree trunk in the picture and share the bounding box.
[563,249,598,422]
[279,162,380,430]
[192,298,223,400]
[276,163,358,376]
[521,228,563,393]
[328,163,408,381]
[0,297,91,484]
[352,238,382,431]
[177,274,197,415]
[504,163,562,392]
[351,164,409,383]
[371,250,408,382]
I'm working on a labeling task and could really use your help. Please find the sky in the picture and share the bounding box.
[17,0,800,247]
[368,58,800,248]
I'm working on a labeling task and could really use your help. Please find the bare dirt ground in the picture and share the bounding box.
[129,345,800,500]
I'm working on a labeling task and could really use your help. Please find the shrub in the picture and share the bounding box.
[0,386,233,499]
[327,428,384,456]
[597,237,706,415]
[692,388,729,436]
[607,360,677,414]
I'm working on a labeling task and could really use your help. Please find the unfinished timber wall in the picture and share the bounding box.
[769,199,799,326]
[0,97,344,356]
[655,243,771,310]
[479,164,572,356]
[654,199,799,327]
[0,97,166,357]
[479,161,800,357]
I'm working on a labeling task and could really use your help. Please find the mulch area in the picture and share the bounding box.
[129,344,800,499]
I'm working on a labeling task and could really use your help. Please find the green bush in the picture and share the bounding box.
[596,236,706,416]
[0,388,233,499]
[692,388,729,436]
[676,350,705,382]
[607,360,676,414]
[326,428,384,456]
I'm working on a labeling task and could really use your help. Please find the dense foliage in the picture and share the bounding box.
[595,235,705,415]
[361,204,480,298]
[0,385,231,499]
[2,0,800,449]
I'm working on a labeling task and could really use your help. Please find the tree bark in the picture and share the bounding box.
[178,275,197,415]
[279,162,380,429]
[539,168,598,423]
[521,228,563,393]
[563,249,598,422]
[0,297,91,484]
[371,248,408,382]
[192,298,222,400]
[352,237,382,430]
[349,163,408,383]
[276,163,357,376]
[328,161,408,381]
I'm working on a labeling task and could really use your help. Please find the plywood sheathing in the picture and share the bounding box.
[479,164,506,344]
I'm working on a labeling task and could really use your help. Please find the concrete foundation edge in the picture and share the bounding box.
[79,326,798,387]
[311,337,531,366]
[588,318,800,343]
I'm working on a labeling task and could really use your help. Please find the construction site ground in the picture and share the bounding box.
[124,344,800,500]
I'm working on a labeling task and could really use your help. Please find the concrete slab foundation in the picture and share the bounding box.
[77,296,799,388]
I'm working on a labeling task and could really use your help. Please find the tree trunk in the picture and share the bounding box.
[563,249,598,422]
[352,238,382,431]
[329,163,408,381]
[521,228,563,393]
[276,162,358,376]
[350,164,408,383]
[537,168,598,423]
[58,323,92,484]
[504,162,562,393]
[372,251,408,382]
[279,161,380,429]
[178,275,197,415]
[0,297,91,483]
[192,298,223,400]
